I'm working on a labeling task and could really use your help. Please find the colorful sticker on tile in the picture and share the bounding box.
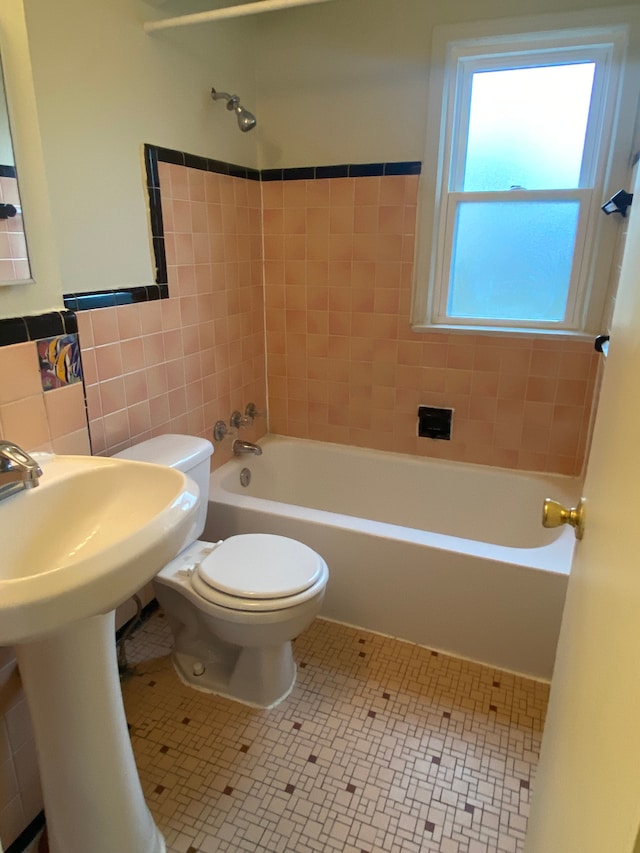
[38,334,82,390]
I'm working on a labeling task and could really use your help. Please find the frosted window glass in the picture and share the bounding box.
[462,63,595,192]
[448,201,580,322]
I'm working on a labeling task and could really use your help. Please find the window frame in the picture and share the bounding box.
[411,10,640,338]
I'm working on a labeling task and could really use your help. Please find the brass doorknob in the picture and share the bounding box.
[542,498,586,540]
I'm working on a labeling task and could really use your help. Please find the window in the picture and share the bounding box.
[412,15,639,335]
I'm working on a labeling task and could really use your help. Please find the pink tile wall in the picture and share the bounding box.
[0,340,90,849]
[263,175,598,475]
[80,164,597,477]
[79,165,267,468]
[0,177,29,281]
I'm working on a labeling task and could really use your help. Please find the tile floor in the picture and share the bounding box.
[121,612,549,853]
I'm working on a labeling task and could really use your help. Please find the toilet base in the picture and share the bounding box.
[171,642,297,708]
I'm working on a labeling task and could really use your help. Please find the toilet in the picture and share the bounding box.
[116,434,328,708]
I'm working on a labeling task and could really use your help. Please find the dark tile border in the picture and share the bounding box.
[150,143,420,183]
[144,144,167,286]
[261,160,421,181]
[0,310,77,349]
[384,161,422,176]
[0,316,28,345]
[0,164,17,179]
[63,284,168,312]
[151,145,260,182]
[5,810,45,853]
[315,164,349,180]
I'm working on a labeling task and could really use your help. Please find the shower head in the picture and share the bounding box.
[211,87,257,132]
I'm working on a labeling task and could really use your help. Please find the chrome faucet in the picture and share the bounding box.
[232,439,263,457]
[0,440,43,499]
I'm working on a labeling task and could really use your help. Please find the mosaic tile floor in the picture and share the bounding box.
[121,611,549,853]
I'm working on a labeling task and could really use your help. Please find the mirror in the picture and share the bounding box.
[0,54,30,284]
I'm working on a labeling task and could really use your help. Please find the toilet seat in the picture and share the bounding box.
[175,535,328,612]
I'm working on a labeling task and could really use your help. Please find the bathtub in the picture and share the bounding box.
[204,435,580,680]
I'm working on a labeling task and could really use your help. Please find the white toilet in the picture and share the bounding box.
[116,434,328,708]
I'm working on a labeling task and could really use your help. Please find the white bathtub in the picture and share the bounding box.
[204,435,580,679]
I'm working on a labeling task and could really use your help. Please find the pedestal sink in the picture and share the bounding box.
[0,453,199,853]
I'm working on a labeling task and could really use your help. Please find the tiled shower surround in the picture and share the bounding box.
[122,610,547,853]
[77,156,597,474]
[262,175,597,475]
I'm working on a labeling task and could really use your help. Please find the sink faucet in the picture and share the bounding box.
[232,439,263,457]
[0,440,43,499]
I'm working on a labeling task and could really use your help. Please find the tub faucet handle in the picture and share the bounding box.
[230,410,252,430]
[213,420,236,441]
[244,402,265,421]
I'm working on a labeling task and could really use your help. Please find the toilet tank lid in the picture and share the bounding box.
[114,434,213,472]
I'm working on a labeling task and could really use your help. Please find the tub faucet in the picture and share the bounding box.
[0,440,43,500]
[232,439,263,457]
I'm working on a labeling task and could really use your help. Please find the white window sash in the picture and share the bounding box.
[433,189,593,330]
[448,44,615,193]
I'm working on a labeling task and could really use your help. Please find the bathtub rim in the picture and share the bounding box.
[209,434,577,576]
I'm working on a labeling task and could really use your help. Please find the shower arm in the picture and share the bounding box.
[211,89,240,111]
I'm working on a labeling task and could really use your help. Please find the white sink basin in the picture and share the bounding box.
[0,452,198,644]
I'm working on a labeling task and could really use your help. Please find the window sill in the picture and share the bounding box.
[410,322,596,343]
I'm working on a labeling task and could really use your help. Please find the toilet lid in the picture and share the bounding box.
[195,534,324,600]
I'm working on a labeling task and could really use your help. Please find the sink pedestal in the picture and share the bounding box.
[16,612,164,853]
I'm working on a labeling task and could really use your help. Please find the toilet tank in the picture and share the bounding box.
[115,434,213,543]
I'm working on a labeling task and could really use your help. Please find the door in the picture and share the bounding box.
[524,163,640,852]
